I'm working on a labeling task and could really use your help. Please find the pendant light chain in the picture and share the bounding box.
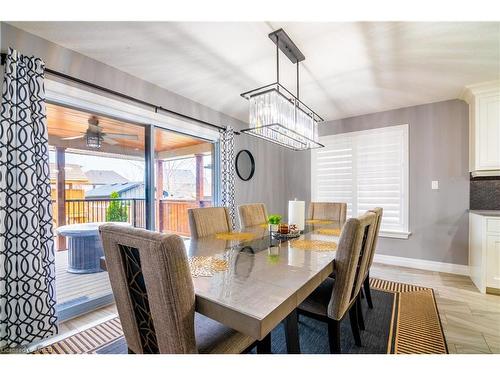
[276,35,280,89]
[296,61,300,101]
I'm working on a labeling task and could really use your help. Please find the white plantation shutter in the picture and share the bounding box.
[311,124,409,237]
[312,135,355,217]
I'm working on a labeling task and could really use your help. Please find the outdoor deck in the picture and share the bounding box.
[55,250,112,308]
[53,198,210,238]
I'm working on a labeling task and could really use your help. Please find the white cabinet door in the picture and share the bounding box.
[486,234,500,289]
[476,93,500,170]
[469,214,486,292]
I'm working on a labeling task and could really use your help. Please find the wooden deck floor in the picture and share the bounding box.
[56,250,112,306]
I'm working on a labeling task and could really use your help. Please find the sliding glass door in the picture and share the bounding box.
[154,127,214,236]
[46,103,146,320]
[46,102,216,321]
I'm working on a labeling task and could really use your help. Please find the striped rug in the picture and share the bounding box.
[370,279,448,354]
[34,278,447,354]
[35,318,123,354]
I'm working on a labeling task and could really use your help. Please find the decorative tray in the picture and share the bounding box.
[272,231,301,239]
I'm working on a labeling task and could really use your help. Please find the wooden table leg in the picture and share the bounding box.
[284,309,301,354]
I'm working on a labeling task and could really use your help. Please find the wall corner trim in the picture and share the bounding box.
[373,254,470,276]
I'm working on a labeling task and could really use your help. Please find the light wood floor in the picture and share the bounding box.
[370,263,500,354]
[57,263,500,354]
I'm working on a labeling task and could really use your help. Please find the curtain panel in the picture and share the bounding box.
[219,127,236,229]
[0,48,57,349]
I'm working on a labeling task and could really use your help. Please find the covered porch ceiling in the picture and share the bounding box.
[47,103,212,160]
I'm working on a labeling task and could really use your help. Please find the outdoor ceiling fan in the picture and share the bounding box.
[61,116,139,149]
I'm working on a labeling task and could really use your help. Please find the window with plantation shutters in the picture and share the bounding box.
[311,124,409,238]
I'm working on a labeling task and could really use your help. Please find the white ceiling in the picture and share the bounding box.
[9,22,500,122]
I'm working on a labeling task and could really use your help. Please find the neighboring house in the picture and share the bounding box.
[165,169,195,199]
[49,163,89,199]
[85,182,145,199]
[84,170,129,189]
[164,169,211,199]
[49,163,90,225]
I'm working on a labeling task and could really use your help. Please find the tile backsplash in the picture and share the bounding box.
[470,175,500,210]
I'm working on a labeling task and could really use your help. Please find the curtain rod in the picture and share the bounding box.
[0,52,236,134]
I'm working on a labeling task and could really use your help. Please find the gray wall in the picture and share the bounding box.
[284,150,311,208]
[319,99,470,265]
[234,136,287,218]
[233,137,312,222]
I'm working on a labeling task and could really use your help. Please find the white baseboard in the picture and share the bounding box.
[373,254,470,276]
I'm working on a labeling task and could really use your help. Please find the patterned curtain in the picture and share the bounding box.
[219,127,236,228]
[0,48,57,349]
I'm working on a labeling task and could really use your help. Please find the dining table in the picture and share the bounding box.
[185,220,344,354]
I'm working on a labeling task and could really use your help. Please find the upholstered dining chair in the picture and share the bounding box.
[307,202,347,223]
[361,207,383,309]
[188,207,232,239]
[99,224,259,354]
[350,210,378,331]
[238,203,268,229]
[297,212,377,353]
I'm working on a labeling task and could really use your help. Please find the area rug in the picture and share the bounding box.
[34,279,447,354]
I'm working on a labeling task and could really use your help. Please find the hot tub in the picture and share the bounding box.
[56,222,131,274]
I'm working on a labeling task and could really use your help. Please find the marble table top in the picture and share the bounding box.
[186,221,343,340]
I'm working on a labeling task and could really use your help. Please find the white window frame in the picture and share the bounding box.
[311,124,410,239]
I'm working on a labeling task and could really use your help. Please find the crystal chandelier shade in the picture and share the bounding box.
[246,86,321,150]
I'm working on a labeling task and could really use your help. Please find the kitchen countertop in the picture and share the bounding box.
[469,210,500,217]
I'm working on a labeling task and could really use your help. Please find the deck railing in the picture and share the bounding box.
[52,198,211,236]
[158,199,211,236]
[62,198,146,228]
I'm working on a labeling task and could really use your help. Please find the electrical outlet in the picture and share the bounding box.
[431,180,439,190]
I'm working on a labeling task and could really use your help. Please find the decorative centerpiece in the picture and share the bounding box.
[278,223,289,234]
[272,223,301,239]
[267,214,282,233]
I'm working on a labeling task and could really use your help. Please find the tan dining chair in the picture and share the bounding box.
[238,203,268,229]
[350,210,378,331]
[362,207,383,309]
[297,212,377,353]
[99,224,261,354]
[188,207,232,239]
[307,202,347,223]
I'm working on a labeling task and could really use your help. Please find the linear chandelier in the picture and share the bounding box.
[240,28,324,151]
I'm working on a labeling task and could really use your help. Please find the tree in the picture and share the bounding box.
[163,158,195,198]
[106,192,128,222]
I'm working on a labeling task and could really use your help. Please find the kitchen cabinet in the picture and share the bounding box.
[486,235,500,290]
[469,211,500,294]
[461,81,500,177]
